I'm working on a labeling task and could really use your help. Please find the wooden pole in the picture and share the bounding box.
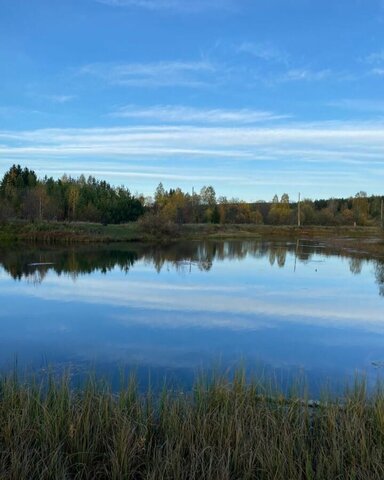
[381,197,383,229]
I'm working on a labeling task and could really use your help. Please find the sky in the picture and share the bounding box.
[1,0,384,201]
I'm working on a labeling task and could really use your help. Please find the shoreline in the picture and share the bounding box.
[1,221,384,259]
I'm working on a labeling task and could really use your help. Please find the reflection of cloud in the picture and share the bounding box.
[112,312,271,331]
[1,272,383,332]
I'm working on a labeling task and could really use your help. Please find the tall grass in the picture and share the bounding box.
[0,371,383,479]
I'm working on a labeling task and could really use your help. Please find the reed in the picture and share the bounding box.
[0,370,383,479]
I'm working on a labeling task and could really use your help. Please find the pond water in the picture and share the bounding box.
[1,240,384,394]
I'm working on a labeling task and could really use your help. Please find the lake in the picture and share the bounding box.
[1,240,384,394]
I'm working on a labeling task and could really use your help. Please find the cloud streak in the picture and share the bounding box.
[277,68,332,83]
[44,94,76,104]
[2,120,384,197]
[110,105,290,124]
[95,0,236,12]
[366,50,384,64]
[328,99,384,113]
[79,61,217,88]
[236,42,289,64]
[77,56,340,92]
[2,123,384,164]
[371,68,384,76]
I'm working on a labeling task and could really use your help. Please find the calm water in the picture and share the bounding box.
[1,240,384,393]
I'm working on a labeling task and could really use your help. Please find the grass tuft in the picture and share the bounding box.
[0,371,383,479]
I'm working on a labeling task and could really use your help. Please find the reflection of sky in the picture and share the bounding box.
[0,249,383,391]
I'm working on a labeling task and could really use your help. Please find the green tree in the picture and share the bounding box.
[268,194,291,225]
[154,182,166,209]
[68,185,80,220]
[353,191,369,225]
[200,186,216,207]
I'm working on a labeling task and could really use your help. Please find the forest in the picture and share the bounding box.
[0,164,382,227]
[0,164,144,224]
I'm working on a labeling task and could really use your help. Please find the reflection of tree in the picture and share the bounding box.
[172,260,213,273]
[0,247,138,282]
[295,247,312,261]
[375,261,384,296]
[349,258,363,275]
[0,240,377,286]
[26,267,48,285]
[276,249,287,268]
[268,246,286,267]
[268,250,276,266]
[198,260,213,272]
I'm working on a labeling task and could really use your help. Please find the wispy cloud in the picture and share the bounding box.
[366,50,384,64]
[328,99,384,113]
[2,123,384,151]
[277,68,332,83]
[0,106,46,117]
[371,68,384,76]
[79,61,217,88]
[2,121,384,200]
[236,42,289,64]
[363,50,384,77]
[2,122,384,168]
[110,105,290,124]
[77,58,338,93]
[95,0,236,12]
[44,94,76,104]
[233,42,343,86]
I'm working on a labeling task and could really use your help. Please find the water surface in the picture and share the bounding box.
[1,240,384,393]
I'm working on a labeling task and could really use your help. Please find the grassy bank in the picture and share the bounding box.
[1,372,384,479]
[0,221,143,244]
[2,220,384,259]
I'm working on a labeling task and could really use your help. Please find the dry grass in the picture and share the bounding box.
[0,371,383,479]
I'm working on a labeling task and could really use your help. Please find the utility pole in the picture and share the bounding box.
[297,192,301,227]
[381,197,383,229]
[192,187,195,223]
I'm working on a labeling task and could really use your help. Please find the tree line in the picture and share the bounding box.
[0,164,382,226]
[0,164,144,224]
[146,182,383,228]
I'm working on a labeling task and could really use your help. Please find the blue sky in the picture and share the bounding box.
[1,0,384,201]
